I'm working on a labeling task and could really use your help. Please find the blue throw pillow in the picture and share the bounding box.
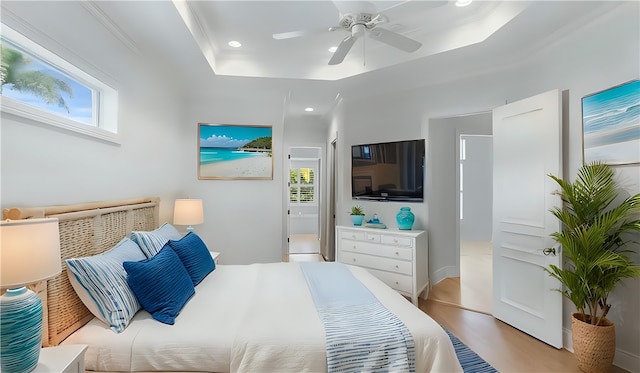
[123,246,195,325]
[167,232,215,286]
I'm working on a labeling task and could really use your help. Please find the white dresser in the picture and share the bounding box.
[336,225,429,306]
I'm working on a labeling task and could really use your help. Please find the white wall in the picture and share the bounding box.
[179,94,287,265]
[460,135,493,241]
[0,2,185,223]
[332,2,639,369]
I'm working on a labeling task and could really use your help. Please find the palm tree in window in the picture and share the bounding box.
[1,45,73,113]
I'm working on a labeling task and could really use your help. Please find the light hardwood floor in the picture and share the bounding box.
[428,240,493,314]
[289,233,320,254]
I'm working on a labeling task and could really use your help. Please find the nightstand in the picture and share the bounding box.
[211,251,220,264]
[34,344,87,373]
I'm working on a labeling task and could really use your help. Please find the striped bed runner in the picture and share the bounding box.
[300,262,415,373]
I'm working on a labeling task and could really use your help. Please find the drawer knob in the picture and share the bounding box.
[395,251,399,255]
[353,258,356,262]
[394,239,398,243]
[352,245,356,249]
[395,265,399,269]
[395,281,399,285]
[369,237,375,240]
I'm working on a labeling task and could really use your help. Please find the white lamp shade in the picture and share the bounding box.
[1,218,62,289]
[173,199,204,226]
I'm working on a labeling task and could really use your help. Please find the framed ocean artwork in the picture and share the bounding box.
[582,80,639,165]
[198,123,273,180]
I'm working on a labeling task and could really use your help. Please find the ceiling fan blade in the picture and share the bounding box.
[329,35,358,65]
[369,28,421,52]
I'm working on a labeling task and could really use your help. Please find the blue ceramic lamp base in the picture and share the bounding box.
[0,287,43,373]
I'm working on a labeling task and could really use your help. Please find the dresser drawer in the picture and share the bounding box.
[340,252,412,275]
[364,233,381,243]
[340,240,413,261]
[367,268,413,294]
[340,230,365,241]
[381,235,414,248]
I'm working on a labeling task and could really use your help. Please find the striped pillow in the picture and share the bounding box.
[130,222,182,258]
[66,238,146,333]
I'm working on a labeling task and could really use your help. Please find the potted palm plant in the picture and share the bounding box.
[545,161,640,372]
[350,206,365,226]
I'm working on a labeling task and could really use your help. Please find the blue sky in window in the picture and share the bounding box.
[200,125,272,148]
[1,43,93,125]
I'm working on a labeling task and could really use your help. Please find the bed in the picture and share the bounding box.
[3,198,463,373]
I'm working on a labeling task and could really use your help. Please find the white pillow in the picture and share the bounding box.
[130,222,183,258]
[66,237,146,333]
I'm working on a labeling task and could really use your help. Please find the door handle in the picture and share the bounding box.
[543,247,556,256]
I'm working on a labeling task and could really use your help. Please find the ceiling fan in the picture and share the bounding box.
[272,5,423,65]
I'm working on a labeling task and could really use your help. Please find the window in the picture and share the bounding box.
[1,24,119,143]
[289,167,316,204]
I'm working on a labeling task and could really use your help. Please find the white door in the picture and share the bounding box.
[492,89,563,348]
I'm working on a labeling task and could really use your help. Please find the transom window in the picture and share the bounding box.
[1,24,119,143]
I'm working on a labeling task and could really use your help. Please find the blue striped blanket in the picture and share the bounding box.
[300,262,416,373]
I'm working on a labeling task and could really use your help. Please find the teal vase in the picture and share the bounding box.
[351,215,365,226]
[0,287,43,373]
[396,207,415,230]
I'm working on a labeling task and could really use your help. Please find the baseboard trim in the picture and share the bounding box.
[432,266,458,285]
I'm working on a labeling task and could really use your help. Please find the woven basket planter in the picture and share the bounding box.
[571,313,615,373]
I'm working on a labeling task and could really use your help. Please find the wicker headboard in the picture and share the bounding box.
[2,197,159,346]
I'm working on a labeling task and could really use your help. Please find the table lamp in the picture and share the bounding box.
[173,199,204,232]
[1,218,61,373]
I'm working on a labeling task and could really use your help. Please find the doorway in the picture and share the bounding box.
[287,147,322,260]
[426,112,493,315]
[459,134,493,314]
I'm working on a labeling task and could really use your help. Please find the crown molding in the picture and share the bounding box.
[80,1,142,57]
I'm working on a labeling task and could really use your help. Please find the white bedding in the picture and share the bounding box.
[61,262,462,373]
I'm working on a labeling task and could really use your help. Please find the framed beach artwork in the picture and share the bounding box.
[198,123,273,180]
[582,79,640,165]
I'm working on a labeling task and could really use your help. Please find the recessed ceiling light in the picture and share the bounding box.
[228,41,242,48]
[305,107,314,112]
[455,0,472,7]
[328,46,337,53]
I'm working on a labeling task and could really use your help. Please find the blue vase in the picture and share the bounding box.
[0,287,43,373]
[396,207,415,230]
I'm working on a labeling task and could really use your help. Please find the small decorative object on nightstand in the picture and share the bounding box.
[33,344,88,373]
[210,251,220,264]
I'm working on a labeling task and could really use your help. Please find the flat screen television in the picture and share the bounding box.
[351,139,425,202]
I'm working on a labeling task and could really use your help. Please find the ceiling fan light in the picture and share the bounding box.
[455,0,473,7]
[228,40,242,48]
[305,107,314,112]
[328,46,337,53]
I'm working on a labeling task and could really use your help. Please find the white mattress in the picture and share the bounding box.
[61,262,462,373]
